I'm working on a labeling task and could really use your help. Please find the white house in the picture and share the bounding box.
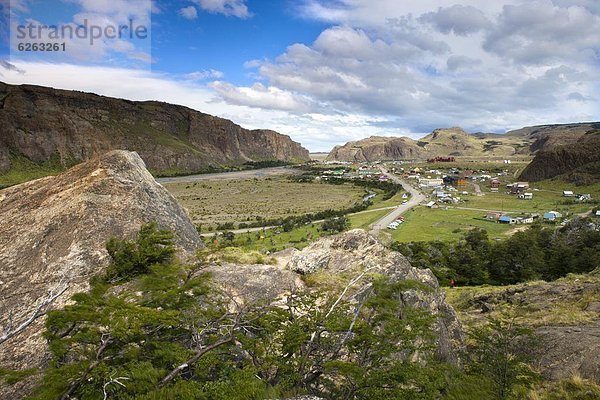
[419,178,444,188]
[426,201,438,208]
[519,192,534,200]
[544,211,563,221]
[563,191,575,197]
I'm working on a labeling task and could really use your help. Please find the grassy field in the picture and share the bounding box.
[164,177,366,228]
[348,208,391,230]
[390,206,519,242]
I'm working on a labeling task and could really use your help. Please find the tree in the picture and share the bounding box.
[466,318,538,400]
[105,222,175,282]
[321,216,349,233]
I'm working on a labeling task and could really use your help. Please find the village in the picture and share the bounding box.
[317,157,599,239]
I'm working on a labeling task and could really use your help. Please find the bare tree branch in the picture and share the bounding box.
[0,282,68,345]
[102,375,129,400]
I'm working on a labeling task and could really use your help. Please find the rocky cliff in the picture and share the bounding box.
[326,136,425,162]
[0,82,310,178]
[519,130,600,184]
[0,150,202,397]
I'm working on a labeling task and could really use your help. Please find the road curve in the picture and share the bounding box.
[369,169,426,237]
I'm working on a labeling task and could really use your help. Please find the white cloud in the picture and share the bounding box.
[208,0,599,141]
[178,6,198,20]
[191,0,251,18]
[186,69,224,80]
[420,5,490,35]
[209,81,316,112]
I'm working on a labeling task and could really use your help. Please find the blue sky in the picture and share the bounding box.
[1,0,599,151]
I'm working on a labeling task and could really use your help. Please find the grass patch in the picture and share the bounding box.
[527,376,600,400]
[0,367,37,385]
[0,153,76,188]
[205,247,277,265]
[348,209,391,230]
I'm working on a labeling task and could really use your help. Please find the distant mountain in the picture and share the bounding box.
[506,122,600,153]
[519,129,600,185]
[327,136,425,162]
[0,82,310,179]
[326,123,599,162]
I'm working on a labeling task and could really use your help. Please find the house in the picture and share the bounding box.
[519,192,534,200]
[595,210,600,217]
[563,191,575,197]
[491,179,502,188]
[484,212,503,221]
[510,182,530,194]
[419,178,444,187]
[498,216,516,224]
[577,194,592,202]
[426,201,438,209]
[516,216,534,224]
[544,211,563,221]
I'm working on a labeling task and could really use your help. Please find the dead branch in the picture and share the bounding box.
[0,282,68,345]
[102,375,129,400]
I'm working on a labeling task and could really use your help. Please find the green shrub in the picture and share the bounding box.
[105,222,175,282]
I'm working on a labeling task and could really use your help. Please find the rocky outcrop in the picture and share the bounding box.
[326,136,425,162]
[519,130,600,184]
[456,275,600,381]
[0,82,309,177]
[0,150,202,397]
[287,230,464,364]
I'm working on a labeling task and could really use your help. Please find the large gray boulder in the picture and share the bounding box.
[0,150,202,397]
[287,229,464,364]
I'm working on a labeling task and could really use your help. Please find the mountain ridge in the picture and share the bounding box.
[326,123,600,162]
[0,82,310,179]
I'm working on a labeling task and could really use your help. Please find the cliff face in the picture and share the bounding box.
[519,130,600,184]
[0,151,202,397]
[0,82,310,176]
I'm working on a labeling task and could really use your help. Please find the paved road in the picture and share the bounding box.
[369,169,426,237]
[157,166,299,184]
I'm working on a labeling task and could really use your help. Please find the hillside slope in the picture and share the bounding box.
[0,82,309,180]
[519,130,600,184]
[446,272,600,382]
